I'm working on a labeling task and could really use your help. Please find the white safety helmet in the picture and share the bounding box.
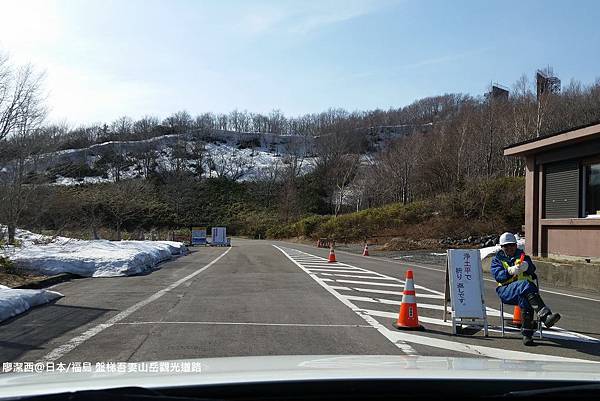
[499,232,517,246]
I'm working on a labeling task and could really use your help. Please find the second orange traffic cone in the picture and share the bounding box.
[328,246,337,263]
[394,269,424,331]
[362,243,369,256]
[512,305,523,327]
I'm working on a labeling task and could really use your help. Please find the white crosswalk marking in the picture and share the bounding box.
[307,268,369,274]
[342,295,446,311]
[349,287,443,299]
[328,285,353,291]
[363,309,454,327]
[275,245,600,362]
[332,279,404,288]
[320,272,398,280]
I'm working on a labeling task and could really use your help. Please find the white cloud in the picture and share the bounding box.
[238,8,288,34]
[235,0,396,36]
[287,1,385,34]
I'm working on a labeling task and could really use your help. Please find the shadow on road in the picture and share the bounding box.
[0,303,113,362]
[537,338,600,358]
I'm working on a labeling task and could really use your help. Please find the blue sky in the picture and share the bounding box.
[1,0,599,124]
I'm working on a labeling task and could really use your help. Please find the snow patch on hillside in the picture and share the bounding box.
[48,141,316,185]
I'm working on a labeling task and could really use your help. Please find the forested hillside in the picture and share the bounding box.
[2,52,600,245]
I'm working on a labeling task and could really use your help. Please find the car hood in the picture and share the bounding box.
[1,355,600,399]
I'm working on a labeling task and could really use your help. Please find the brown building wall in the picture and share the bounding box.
[523,151,600,260]
[542,225,600,259]
[524,157,538,256]
[506,123,600,262]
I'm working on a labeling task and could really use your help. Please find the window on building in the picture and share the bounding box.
[585,163,600,217]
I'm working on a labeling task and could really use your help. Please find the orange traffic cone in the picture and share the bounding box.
[362,243,369,256]
[512,305,523,327]
[328,246,337,263]
[394,269,425,331]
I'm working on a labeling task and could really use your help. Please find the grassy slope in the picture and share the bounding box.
[267,177,525,247]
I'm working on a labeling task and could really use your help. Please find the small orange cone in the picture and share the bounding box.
[328,246,337,263]
[512,305,523,327]
[362,243,369,256]
[394,269,425,331]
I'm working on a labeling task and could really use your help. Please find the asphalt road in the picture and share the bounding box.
[1,238,599,364]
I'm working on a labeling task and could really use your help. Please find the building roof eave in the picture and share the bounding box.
[504,122,600,157]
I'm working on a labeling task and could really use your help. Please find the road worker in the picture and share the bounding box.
[491,232,561,346]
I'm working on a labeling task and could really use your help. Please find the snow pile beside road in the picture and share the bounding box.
[1,228,187,277]
[0,284,63,323]
[479,235,525,260]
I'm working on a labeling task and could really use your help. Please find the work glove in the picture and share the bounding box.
[518,261,529,273]
[507,265,519,275]
[508,261,528,275]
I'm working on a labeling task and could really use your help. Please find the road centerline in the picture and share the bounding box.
[40,247,233,362]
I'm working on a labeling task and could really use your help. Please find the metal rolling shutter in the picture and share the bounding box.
[544,160,579,218]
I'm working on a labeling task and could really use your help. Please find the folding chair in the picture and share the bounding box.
[499,278,543,338]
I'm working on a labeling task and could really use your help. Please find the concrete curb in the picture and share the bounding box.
[532,259,600,295]
[14,273,78,290]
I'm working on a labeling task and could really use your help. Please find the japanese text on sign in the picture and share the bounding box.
[447,249,485,318]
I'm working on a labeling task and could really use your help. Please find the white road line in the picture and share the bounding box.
[378,325,596,362]
[347,286,597,342]
[329,286,353,291]
[40,248,233,362]
[303,263,365,269]
[303,264,361,268]
[341,295,397,304]
[294,261,335,264]
[275,245,418,355]
[362,310,600,346]
[292,261,330,265]
[320,273,399,281]
[333,279,404,288]
[536,288,600,303]
[307,268,369,274]
[361,302,600,343]
[306,264,371,271]
[277,245,599,363]
[363,309,453,327]
[286,244,448,273]
[342,295,445,311]
[307,268,372,273]
[350,287,444,299]
[114,321,374,328]
[290,253,444,296]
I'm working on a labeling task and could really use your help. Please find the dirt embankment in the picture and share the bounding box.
[0,270,49,288]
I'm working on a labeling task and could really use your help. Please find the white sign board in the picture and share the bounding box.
[211,227,227,246]
[191,227,207,245]
[444,249,488,336]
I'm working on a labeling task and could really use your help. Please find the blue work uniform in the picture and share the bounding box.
[490,248,538,311]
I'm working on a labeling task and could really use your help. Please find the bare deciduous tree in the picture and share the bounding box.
[0,55,47,244]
